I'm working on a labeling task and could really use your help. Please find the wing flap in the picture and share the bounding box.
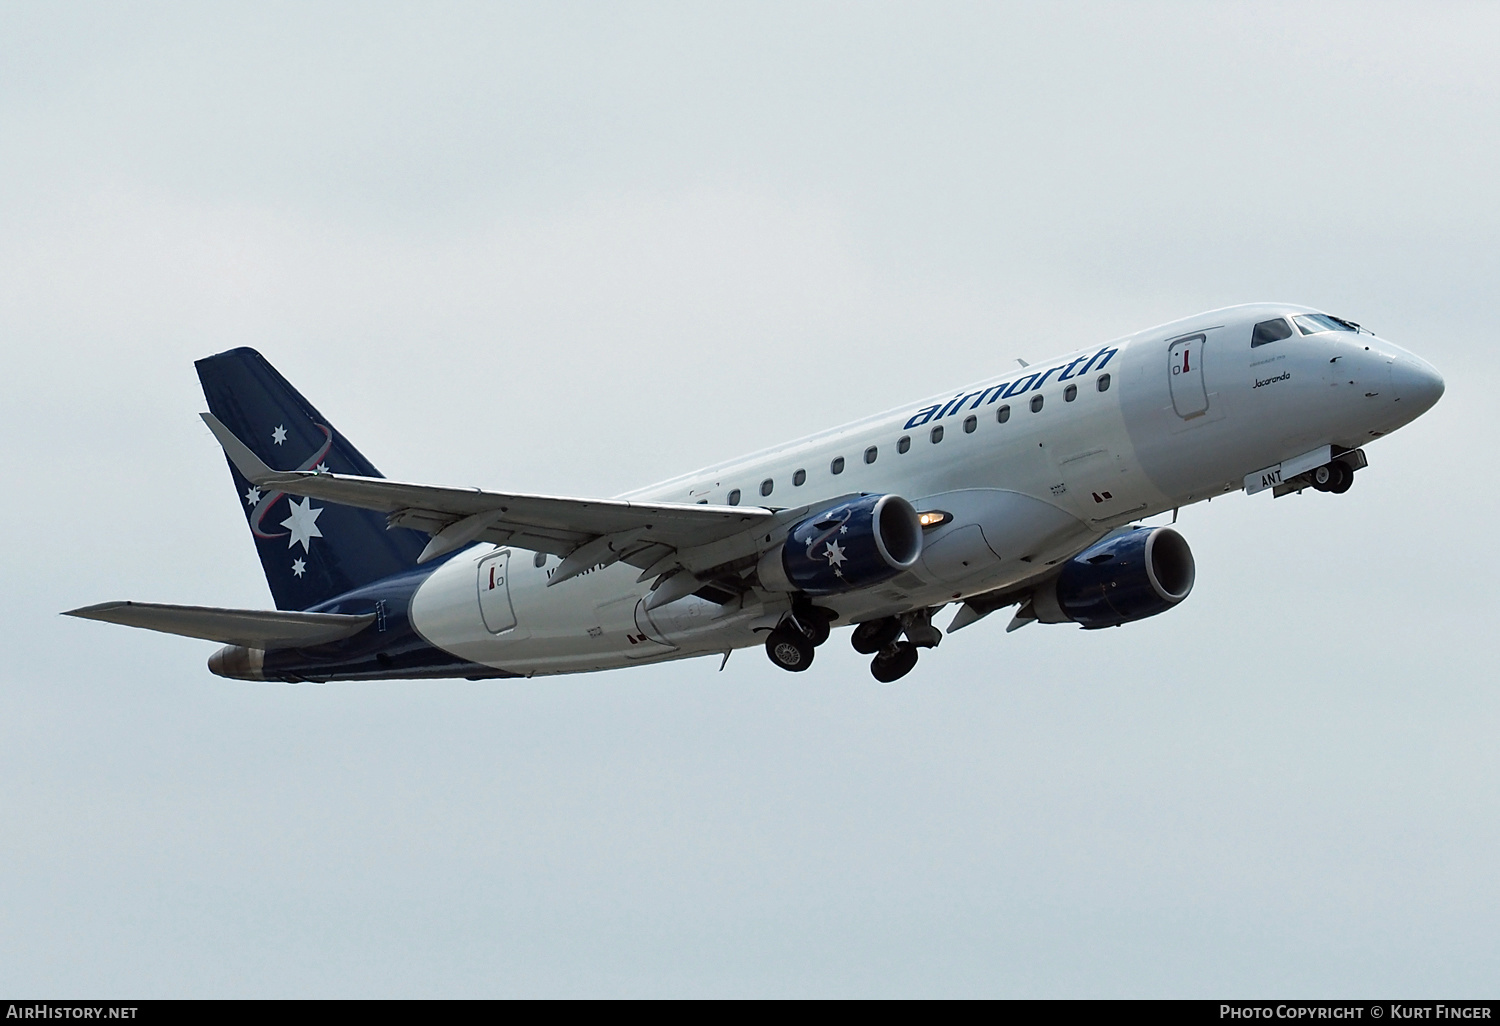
[64,601,376,648]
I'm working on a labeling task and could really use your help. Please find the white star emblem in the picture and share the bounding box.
[313,462,330,475]
[280,496,324,552]
[291,557,306,577]
[271,425,287,445]
[839,525,848,534]
[244,486,262,506]
[824,540,847,567]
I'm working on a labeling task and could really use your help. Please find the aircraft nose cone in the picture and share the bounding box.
[1391,353,1445,416]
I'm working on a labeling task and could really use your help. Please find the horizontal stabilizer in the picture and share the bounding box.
[63,601,375,648]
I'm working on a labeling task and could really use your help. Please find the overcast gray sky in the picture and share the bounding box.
[3,1,1498,997]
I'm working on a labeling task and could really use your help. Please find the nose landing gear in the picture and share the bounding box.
[1311,460,1354,494]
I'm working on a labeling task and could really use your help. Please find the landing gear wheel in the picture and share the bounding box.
[870,641,919,683]
[766,627,815,672]
[798,613,831,647]
[1329,460,1354,493]
[1312,464,1336,492]
[852,617,903,655]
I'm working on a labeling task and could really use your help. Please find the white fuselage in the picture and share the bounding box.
[406,304,1443,676]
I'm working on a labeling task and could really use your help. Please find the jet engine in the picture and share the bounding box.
[757,494,923,596]
[1032,526,1195,629]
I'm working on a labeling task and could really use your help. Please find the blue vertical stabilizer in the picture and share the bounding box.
[195,348,428,611]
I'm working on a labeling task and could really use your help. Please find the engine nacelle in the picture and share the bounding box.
[757,494,923,596]
[1034,527,1196,629]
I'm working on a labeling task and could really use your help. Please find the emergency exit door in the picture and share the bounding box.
[1168,334,1209,419]
[477,550,517,633]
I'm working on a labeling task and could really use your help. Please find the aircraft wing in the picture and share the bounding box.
[64,601,375,648]
[202,413,775,582]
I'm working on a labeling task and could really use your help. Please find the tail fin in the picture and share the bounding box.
[195,348,427,611]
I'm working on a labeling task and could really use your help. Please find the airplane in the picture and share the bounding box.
[66,303,1444,684]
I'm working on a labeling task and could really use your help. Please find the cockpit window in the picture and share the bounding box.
[1251,318,1293,347]
[1294,313,1358,335]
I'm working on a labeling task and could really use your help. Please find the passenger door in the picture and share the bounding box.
[1168,333,1210,419]
[477,550,517,633]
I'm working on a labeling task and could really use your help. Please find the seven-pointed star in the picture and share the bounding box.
[280,496,324,552]
[313,462,330,475]
[244,486,262,506]
[291,557,306,578]
[271,424,287,445]
[824,540,847,567]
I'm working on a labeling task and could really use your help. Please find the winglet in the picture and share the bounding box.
[200,411,275,484]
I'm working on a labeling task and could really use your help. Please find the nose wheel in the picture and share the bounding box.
[1311,460,1354,494]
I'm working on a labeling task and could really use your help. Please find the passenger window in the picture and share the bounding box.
[1064,384,1077,402]
[864,446,878,464]
[898,435,911,454]
[728,489,741,505]
[1252,318,1293,347]
[997,404,1011,423]
[793,468,806,486]
[534,551,547,568]
[760,478,774,497]
[1097,373,1110,392]
[963,414,977,433]
[1030,394,1044,413]
[831,457,845,475]
[931,425,944,443]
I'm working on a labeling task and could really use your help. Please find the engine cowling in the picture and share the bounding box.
[757,494,923,595]
[1034,526,1196,628]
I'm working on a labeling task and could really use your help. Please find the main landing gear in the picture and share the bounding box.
[764,600,835,673]
[762,601,942,683]
[851,609,942,684]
